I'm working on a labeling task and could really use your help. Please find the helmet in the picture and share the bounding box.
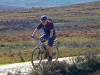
[40,15,47,21]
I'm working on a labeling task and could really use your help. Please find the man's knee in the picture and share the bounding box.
[48,45,52,49]
[48,38,54,47]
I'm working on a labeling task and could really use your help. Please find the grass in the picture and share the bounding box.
[0,31,100,65]
[0,35,97,48]
[59,48,100,57]
[58,36,97,44]
[0,46,99,65]
[0,47,99,65]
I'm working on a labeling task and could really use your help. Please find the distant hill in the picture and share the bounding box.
[0,5,25,11]
[0,0,100,8]
[0,1,100,33]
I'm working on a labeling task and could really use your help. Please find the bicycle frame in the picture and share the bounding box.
[33,36,48,52]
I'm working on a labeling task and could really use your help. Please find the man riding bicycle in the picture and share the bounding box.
[32,15,56,61]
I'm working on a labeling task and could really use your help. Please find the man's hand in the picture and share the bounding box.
[31,36,34,38]
[48,37,51,41]
[31,34,35,38]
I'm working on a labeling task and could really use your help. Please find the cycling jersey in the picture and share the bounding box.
[37,21,56,37]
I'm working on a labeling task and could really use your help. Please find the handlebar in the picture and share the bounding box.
[31,36,39,40]
[31,35,47,42]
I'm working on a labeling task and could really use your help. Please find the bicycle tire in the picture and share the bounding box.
[52,45,59,61]
[31,48,42,69]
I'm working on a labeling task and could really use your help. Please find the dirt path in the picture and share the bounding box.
[0,57,76,75]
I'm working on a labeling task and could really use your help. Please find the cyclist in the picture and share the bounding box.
[32,15,56,61]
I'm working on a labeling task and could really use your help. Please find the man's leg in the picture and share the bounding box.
[40,34,49,58]
[48,36,56,61]
[48,45,53,61]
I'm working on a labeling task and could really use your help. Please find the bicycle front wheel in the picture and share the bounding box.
[52,45,59,61]
[31,48,42,68]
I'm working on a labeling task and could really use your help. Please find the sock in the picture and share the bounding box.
[48,56,52,61]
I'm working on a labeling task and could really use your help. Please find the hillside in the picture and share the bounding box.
[0,5,25,11]
[0,1,100,33]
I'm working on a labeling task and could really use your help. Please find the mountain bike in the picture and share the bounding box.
[31,36,59,69]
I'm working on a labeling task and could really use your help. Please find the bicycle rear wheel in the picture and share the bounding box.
[31,48,42,69]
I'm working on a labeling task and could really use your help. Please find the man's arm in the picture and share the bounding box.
[32,24,42,36]
[32,28,38,36]
[50,29,53,38]
[49,23,54,38]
